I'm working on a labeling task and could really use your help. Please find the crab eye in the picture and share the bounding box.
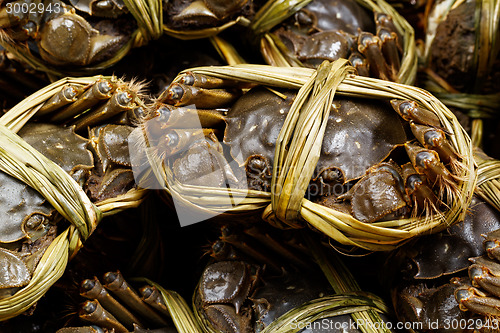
[212,240,225,255]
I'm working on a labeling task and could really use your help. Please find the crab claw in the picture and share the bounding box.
[484,229,500,262]
[343,162,408,223]
[159,83,240,108]
[455,285,500,317]
[390,100,442,129]
[405,142,458,202]
[358,32,393,81]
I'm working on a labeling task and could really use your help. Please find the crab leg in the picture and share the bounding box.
[390,99,442,129]
[72,88,136,131]
[50,79,116,122]
[147,103,226,130]
[484,230,500,261]
[377,27,401,76]
[374,13,403,51]
[410,122,460,166]
[405,143,458,201]
[358,32,393,81]
[348,52,370,77]
[159,83,240,108]
[468,256,500,297]
[103,270,169,326]
[37,85,84,116]
[455,285,500,317]
[401,162,440,217]
[140,285,171,318]
[79,300,128,333]
[80,277,143,329]
[178,71,241,88]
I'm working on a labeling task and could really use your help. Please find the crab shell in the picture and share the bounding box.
[0,123,93,244]
[396,196,500,280]
[223,87,406,188]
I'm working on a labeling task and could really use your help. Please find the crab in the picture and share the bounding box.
[454,227,500,323]
[145,71,465,225]
[388,196,500,331]
[194,223,334,333]
[0,0,134,67]
[0,123,93,299]
[263,0,404,81]
[194,223,398,332]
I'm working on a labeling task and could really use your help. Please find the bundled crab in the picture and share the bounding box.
[0,0,160,74]
[193,222,393,333]
[0,75,149,321]
[132,59,474,252]
[250,0,417,84]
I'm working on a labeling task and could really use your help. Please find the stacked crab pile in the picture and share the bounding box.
[0,0,498,332]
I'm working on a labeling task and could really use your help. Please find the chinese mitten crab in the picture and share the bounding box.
[0,0,133,68]
[194,223,394,332]
[0,75,148,320]
[145,64,468,231]
[262,0,405,81]
[388,196,500,331]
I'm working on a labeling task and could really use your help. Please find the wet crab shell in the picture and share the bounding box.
[0,123,93,244]
[223,86,407,188]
